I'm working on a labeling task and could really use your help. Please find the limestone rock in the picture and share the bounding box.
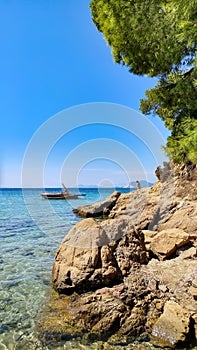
[189,286,197,298]
[151,300,190,347]
[52,218,147,294]
[144,257,197,314]
[73,191,121,218]
[43,253,197,345]
[45,162,197,345]
[39,288,127,342]
[115,229,147,276]
[178,246,197,259]
[150,228,190,260]
[142,230,157,250]
[158,205,197,238]
[109,184,161,231]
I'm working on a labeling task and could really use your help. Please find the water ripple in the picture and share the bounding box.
[0,188,141,349]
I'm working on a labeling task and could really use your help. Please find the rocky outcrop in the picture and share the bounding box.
[40,253,197,347]
[40,162,197,348]
[73,191,121,217]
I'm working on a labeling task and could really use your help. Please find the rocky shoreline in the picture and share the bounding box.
[39,163,197,349]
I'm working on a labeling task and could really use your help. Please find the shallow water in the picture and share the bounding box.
[1,188,196,350]
[1,188,133,349]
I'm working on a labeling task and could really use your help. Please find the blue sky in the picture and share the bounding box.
[1,0,169,187]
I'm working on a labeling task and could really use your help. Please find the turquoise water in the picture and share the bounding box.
[0,188,133,350]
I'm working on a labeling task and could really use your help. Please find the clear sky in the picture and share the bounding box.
[0,0,169,188]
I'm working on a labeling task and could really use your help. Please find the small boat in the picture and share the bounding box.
[40,184,86,200]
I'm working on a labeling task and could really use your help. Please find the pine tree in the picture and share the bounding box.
[90,0,197,164]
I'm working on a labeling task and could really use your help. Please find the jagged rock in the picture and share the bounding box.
[151,300,190,347]
[41,163,197,346]
[150,228,190,260]
[114,229,147,276]
[109,184,161,231]
[52,218,147,294]
[143,257,197,311]
[42,254,197,345]
[118,304,147,337]
[73,191,121,218]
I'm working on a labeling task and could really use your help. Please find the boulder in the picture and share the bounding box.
[151,300,190,347]
[73,191,121,218]
[150,228,190,260]
[52,218,147,294]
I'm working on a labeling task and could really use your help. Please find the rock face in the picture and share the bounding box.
[73,190,121,217]
[40,163,197,348]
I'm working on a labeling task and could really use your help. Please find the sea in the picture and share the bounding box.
[1,187,138,350]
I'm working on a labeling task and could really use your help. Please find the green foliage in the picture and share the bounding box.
[140,68,197,128]
[166,117,197,164]
[90,0,197,164]
[140,67,197,163]
[90,0,193,76]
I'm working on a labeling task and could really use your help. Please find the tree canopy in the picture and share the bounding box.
[90,0,197,164]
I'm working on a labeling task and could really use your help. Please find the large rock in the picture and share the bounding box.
[52,218,147,294]
[41,163,197,346]
[152,300,190,347]
[73,191,121,217]
[109,183,161,231]
[157,204,197,239]
[150,228,190,260]
[39,286,128,342]
[114,229,147,276]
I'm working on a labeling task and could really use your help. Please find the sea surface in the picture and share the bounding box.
[1,187,137,350]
